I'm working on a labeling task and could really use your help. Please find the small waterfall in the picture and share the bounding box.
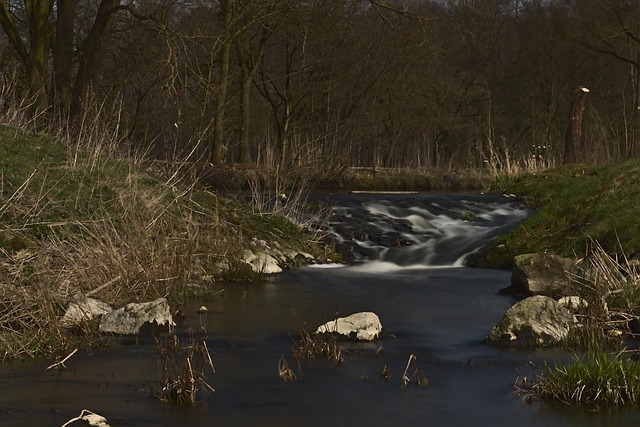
[318,193,533,268]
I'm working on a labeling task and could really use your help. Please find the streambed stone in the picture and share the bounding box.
[60,293,113,327]
[316,312,382,341]
[500,253,578,297]
[486,295,577,347]
[243,249,282,274]
[99,297,174,335]
[63,409,110,427]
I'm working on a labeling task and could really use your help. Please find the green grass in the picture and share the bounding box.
[481,160,640,267]
[533,350,640,406]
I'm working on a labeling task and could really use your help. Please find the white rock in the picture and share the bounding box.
[558,296,589,314]
[62,409,110,427]
[486,295,576,347]
[243,249,282,274]
[99,298,174,335]
[316,312,383,341]
[60,294,113,327]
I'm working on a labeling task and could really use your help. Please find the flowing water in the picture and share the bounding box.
[2,193,640,427]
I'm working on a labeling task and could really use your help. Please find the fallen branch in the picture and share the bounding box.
[401,354,416,386]
[46,348,78,371]
[86,275,122,297]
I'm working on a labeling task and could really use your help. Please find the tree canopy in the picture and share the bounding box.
[1,0,639,172]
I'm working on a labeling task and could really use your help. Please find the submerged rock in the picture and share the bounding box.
[486,295,576,347]
[60,293,113,327]
[316,312,383,341]
[99,297,174,335]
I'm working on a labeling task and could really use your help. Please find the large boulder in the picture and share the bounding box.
[316,312,382,341]
[60,293,113,327]
[99,298,174,335]
[486,295,577,347]
[500,253,578,297]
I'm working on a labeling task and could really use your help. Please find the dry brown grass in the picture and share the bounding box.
[292,328,344,365]
[152,334,215,404]
[0,88,267,360]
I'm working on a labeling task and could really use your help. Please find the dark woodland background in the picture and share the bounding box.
[2,0,640,177]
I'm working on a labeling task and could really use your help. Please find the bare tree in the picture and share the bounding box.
[0,0,53,113]
[564,86,590,164]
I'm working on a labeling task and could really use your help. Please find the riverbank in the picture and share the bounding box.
[479,160,640,267]
[0,125,335,359]
[196,163,494,193]
[2,120,638,360]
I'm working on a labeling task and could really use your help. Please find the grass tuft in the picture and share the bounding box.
[152,334,215,404]
[531,351,640,406]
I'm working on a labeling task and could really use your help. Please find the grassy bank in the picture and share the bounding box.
[480,160,640,267]
[0,125,331,360]
[480,160,640,406]
[198,164,494,193]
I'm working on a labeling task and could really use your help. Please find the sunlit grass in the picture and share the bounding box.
[483,160,640,267]
[533,350,640,406]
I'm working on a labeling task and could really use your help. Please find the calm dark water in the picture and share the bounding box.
[1,194,639,426]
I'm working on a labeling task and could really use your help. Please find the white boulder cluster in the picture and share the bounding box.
[60,295,174,335]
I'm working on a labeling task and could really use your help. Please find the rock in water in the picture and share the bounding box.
[60,293,113,327]
[99,297,174,335]
[243,249,282,274]
[486,295,576,347]
[62,409,110,426]
[316,312,382,341]
[500,253,578,297]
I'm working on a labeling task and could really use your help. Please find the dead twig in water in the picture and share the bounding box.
[401,353,428,387]
[61,409,110,427]
[401,354,416,386]
[278,355,297,383]
[152,334,215,404]
[46,348,78,371]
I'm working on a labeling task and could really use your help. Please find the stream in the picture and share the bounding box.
[2,193,640,426]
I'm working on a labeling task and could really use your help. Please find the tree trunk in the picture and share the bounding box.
[53,0,76,118]
[26,0,52,113]
[211,0,233,164]
[70,0,121,119]
[0,0,52,114]
[238,66,252,164]
[563,86,589,165]
[237,28,268,165]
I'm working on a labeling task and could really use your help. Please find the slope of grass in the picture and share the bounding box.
[480,160,640,267]
[0,125,330,360]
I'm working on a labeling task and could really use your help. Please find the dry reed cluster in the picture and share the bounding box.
[0,84,324,360]
[152,334,215,404]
